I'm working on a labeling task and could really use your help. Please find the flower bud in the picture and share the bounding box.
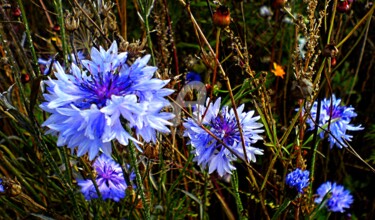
[52,24,61,33]
[272,0,287,8]
[331,57,337,67]
[337,0,350,13]
[12,7,21,17]
[21,73,30,84]
[212,6,230,28]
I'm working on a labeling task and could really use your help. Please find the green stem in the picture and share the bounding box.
[16,0,40,78]
[129,142,150,219]
[330,23,367,73]
[271,198,292,220]
[211,28,221,98]
[337,3,375,48]
[232,171,246,220]
[61,147,72,185]
[144,15,156,66]
[308,141,320,202]
[346,16,371,103]
[327,0,337,44]
[53,0,69,63]
[37,133,83,219]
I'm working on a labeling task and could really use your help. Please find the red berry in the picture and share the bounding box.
[205,84,212,94]
[12,7,21,17]
[331,57,337,67]
[52,24,61,32]
[212,6,230,28]
[337,0,350,13]
[21,73,30,84]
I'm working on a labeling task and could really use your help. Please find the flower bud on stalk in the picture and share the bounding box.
[337,0,351,13]
[52,24,61,33]
[212,6,230,28]
[272,0,287,9]
[12,7,21,17]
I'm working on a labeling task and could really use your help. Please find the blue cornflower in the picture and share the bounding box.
[183,98,264,177]
[306,94,363,149]
[186,71,202,83]
[38,57,56,75]
[315,181,353,213]
[77,154,133,202]
[40,41,174,160]
[285,168,310,193]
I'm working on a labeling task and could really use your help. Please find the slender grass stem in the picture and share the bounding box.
[232,171,246,220]
[337,3,375,48]
[16,0,40,78]
[346,16,371,103]
[53,0,69,63]
[211,28,221,99]
[327,0,337,44]
[128,141,150,220]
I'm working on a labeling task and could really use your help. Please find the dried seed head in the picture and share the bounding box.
[291,77,313,99]
[103,11,118,34]
[1,177,22,197]
[65,11,80,32]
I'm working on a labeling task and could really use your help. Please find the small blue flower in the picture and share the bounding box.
[77,154,133,202]
[285,168,310,193]
[69,51,86,65]
[186,71,202,83]
[315,181,353,213]
[40,41,174,160]
[38,57,56,75]
[306,94,364,149]
[183,98,264,177]
[0,178,4,193]
[259,5,272,17]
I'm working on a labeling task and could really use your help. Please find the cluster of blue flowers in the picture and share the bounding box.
[38,40,360,213]
[40,41,174,160]
[183,98,264,177]
[285,168,310,194]
[306,94,363,149]
[77,154,134,201]
[315,181,353,213]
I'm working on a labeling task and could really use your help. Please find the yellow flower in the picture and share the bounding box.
[271,63,285,79]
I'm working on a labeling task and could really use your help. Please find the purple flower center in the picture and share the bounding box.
[78,71,132,108]
[211,115,238,146]
[325,105,344,119]
[97,164,115,180]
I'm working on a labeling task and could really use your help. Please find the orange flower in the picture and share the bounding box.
[271,62,285,79]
